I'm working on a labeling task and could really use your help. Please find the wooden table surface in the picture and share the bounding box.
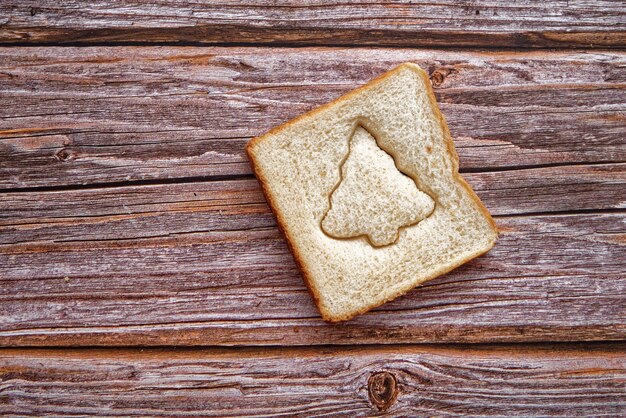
[1,1,625,416]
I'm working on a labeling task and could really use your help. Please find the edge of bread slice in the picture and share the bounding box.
[247,62,497,322]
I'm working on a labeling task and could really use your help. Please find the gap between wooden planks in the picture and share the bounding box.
[1,344,625,416]
[0,47,625,189]
[0,1,625,48]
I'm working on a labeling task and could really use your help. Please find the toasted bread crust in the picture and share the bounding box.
[247,63,497,322]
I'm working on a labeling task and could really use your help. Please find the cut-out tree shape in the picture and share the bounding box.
[322,125,435,247]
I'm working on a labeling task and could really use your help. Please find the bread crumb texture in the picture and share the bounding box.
[248,63,497,322]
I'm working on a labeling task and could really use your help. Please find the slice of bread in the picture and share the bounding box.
[247,63,497,322]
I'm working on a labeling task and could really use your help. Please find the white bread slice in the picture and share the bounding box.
[247,63,497,322]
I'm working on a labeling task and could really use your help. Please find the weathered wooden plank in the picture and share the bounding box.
[1,1,625,48]
[1,164,625,244]
[1,345,625,416]
[0,170,624,345]
[1,47,624,189]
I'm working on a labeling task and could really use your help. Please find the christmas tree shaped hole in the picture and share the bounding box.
[321,124,435,247]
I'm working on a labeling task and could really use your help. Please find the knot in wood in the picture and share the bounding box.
[55,148,74,162]
[368,371,398,411]
[429,70,445,87]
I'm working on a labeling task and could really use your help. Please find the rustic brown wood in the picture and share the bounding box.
[0,172,624,346]
[1,2,624,411]
[1,344,625,416]
[1,1,625,48]
[1,164,625,241]
[1,47,625,189]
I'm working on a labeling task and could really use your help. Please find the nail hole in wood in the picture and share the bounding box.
[368,371,398,411]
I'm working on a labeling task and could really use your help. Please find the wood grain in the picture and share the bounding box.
[1,1,624,410]
[1,1,625,48]
[1,47,625,189]
[1,345,625,416]
[2,164,625,241]
[1,173,624,346]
